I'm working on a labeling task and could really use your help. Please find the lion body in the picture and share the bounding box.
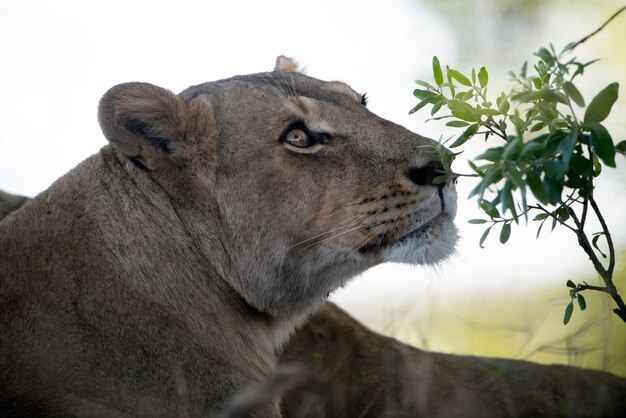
[281,302,626,418]
[0,58,457,416]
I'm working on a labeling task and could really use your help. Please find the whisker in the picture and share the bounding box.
[299,197,386,228]
[287,214,367,250]
[294,215,373,253]
[341,223,387,262]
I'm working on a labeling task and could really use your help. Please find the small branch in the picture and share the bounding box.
[451,172,480,179]
[568,6,626,51]
[576,283,607,293]
[580,196,589,230]
[485,121,507,140]
[566,197,626,323]
[528,204,577,233]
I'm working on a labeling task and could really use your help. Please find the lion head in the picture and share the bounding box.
[98,56,457,319]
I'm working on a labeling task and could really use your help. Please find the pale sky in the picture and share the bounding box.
[1,0,625,342]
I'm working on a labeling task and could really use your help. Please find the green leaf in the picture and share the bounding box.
[433,175,448,185]
[413,89,438,100]
[432,56,444,86]
[415,80,436,90]
[507,167,524,190]
[511,90,567,104]
[496,92,510,114]
[530,122,546,132]
[478,66,488,88]
[476,147,504,162]
[449,123,479,148]
[544,160,566,179]
[549,118,569,129]
[585,122,616,167]
[476,108,501,116]
[562,81,585,107]
[616,140,626,155]
[566,280,576,288]
[409,97,435,114]
[520,61,528,78]
[527,170,549,204]
[520,140,546,158]
[449,100,477,122]
[454,91,474,101]
[446,120,470,128]
[502,137,522,161]
[499,222,511,244]
[584,82,619,123]
[544,177,563,204]
[448,68,472,87]
[577,294,587,311]
[483,201,501,219]
[569,154,593,177]
[469,169,502,199]
[557,129,578,166]
[509,114,526,137]
[592,234,608,258]
[560,42,575,54]
[536,217,547,238]
[479,226,492,248]
[445,65,456,97]
[535,47,553,64]
[500,183,515,216]
[563,301,574,325]
[468,219,488,224]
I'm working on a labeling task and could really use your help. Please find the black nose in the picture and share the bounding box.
[406,161,444,187]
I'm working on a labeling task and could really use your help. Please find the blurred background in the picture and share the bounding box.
[1,0,625,376]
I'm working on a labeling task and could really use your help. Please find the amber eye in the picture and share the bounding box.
[285,128,310,148]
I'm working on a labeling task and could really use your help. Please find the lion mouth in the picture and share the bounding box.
[395,222,431,245]
[358,219,432,254]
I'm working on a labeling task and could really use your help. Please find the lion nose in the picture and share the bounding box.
[405,161,444,187]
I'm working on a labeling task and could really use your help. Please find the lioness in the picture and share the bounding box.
[0,57,457,416]
[2,193,626,416]
[281,302,626,418]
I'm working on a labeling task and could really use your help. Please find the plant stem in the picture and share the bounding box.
[566,199,626,323]
[576,283,607,293]
[568,6,626,51]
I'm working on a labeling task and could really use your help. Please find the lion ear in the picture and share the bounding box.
[274,55,301,72]
[98,82,214,170]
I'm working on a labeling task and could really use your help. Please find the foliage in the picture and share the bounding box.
[411,7,626,325]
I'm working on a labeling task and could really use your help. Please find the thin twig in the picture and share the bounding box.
[528,204,577,233]
[576,283,608,293]
[568,6,626,51]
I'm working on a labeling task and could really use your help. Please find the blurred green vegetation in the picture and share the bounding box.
[371,253,626,377]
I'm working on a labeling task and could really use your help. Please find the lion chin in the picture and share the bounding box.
[382,213,458,265]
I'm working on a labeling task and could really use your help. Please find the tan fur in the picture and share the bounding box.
[0,58,457,417]
[274,56,301,72]
[280,302,626,418]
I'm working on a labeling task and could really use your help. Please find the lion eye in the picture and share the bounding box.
[285,128,311,148]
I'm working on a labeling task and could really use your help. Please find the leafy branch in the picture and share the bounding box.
[411,8,626,325]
